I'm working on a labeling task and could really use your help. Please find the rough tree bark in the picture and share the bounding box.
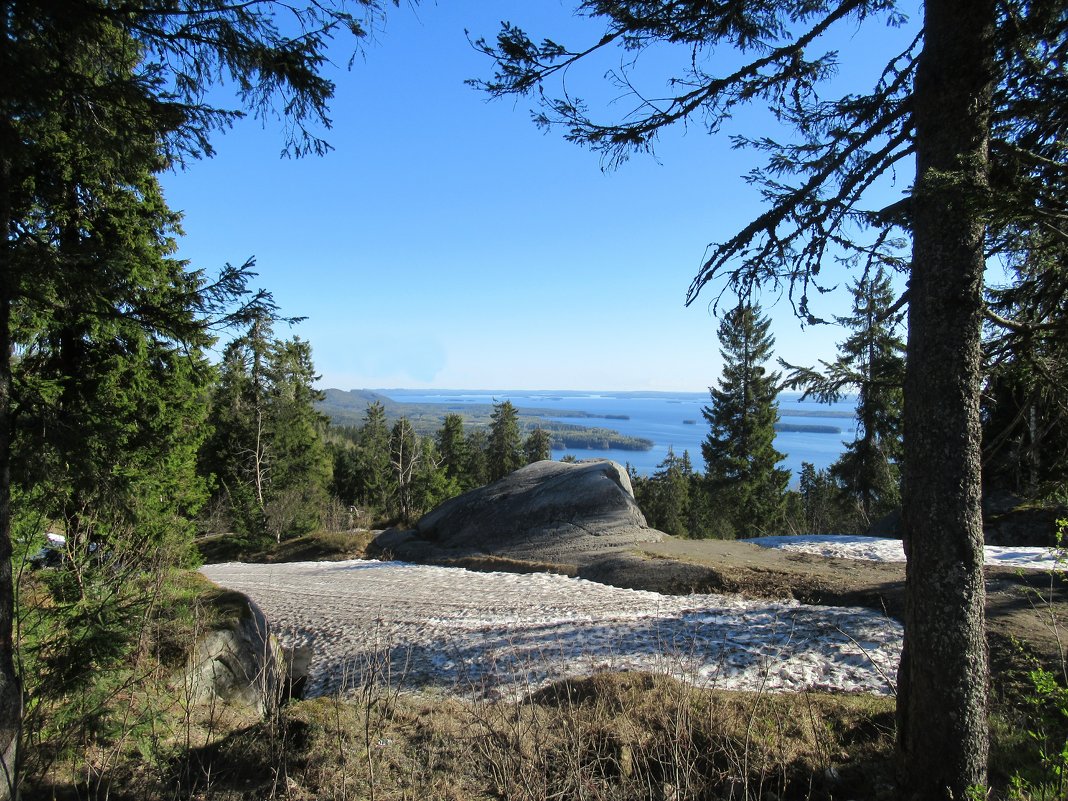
[0,4,21,793]
[897,0,996,797]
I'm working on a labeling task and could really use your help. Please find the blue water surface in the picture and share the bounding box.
[380,389,859,483]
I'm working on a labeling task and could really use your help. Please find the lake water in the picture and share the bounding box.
[380,389,859,484]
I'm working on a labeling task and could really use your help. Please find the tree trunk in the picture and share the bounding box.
[0,286,18,801]
[0,2,22,791]
[897,0,995,798]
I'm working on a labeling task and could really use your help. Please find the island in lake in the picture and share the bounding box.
[317,389,654,451]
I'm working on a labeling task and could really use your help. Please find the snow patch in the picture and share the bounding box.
[199,559,901,700]
[748,534,1064,571]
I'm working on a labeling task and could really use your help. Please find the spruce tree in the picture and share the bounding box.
[702,302,789,537]
[523,427,553,464]
[263,337,332,540]
[784,266,906,525]
[462,429,490,490]
[412,438,456,518]
[982,236,1068,499]
[436,413,468,483]
[638,447,694,537]
[356,402,392,513]
[203,322,332,542]
[488,400,524,481]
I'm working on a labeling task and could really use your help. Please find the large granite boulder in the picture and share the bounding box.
[373,459,664,565]
[179,590,282,717]
[867,493,1067,547]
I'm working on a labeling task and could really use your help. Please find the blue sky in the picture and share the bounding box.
[161,1,916,392]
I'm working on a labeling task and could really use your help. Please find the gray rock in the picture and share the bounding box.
[982,493,1068,547]
[377,459,664,565]
[179,591,282,716]
[867,493,1067,547]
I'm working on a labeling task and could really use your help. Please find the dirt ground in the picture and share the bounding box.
[573,538,1068,692]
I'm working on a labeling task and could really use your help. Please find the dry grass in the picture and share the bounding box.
[196,528,379,565]
[111,671,895,801]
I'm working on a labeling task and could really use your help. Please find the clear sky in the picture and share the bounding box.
[160,1,916,392]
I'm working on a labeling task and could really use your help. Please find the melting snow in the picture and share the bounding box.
[200,560,900,700]
[748,534,1065,571]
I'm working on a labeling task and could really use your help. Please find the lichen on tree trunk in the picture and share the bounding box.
[897,0,996,797]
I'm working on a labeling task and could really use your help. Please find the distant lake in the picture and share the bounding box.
[379,389,859,484]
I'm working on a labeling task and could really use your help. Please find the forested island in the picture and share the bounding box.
[318,389,653,451]
[773,423,842,434]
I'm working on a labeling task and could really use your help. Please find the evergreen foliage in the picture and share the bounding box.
[635,447,693,538]
[488,400,524,482]
[389,418,420,524]
[436,413,469,484]
[356,401,394,513]
[523,427,553,464]
[784,266,906,525]
[1,0,401,784]
[463,429,491,489]
[795,462,848,535]
[982,237,1068,500]
[203,318,332,543]
[701,302,789,537]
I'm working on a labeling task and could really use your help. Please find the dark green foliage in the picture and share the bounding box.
[488,400,524,482]
[437,414,468,483]
[982,237,1068,501]
[462,430,491,490]
[389,418,420,523]
[318,391,654,453]
[795,463,851,535]
[0,0,402,790]
[784,267,906,525]
[701,302,790,537]
[356,402,394,512]
[524,427,553,464]
[327,409,462,525]
[635,447,693,538]
[202,318,332,543]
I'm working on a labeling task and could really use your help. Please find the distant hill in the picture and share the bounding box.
[317,389,653,452]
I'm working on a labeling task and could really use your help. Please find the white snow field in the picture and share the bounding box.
[199,560,901,700]
[747,534,1064,571]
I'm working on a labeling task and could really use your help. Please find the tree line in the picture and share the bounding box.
[636,260,1068,542]
[328,400,553,525]
[633,265,906,539]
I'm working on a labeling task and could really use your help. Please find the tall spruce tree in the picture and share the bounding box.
[1,1,401,782]
[203,320,331,542]
[262,337,332,541]
[356,401,392,513]
[470,0,1068,790]
[784,266,906,525]
[436,413,468,483]
[702,302,789,537]
[488,400,524,482]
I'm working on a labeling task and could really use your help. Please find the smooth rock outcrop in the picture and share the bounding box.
[373,459,664,565]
